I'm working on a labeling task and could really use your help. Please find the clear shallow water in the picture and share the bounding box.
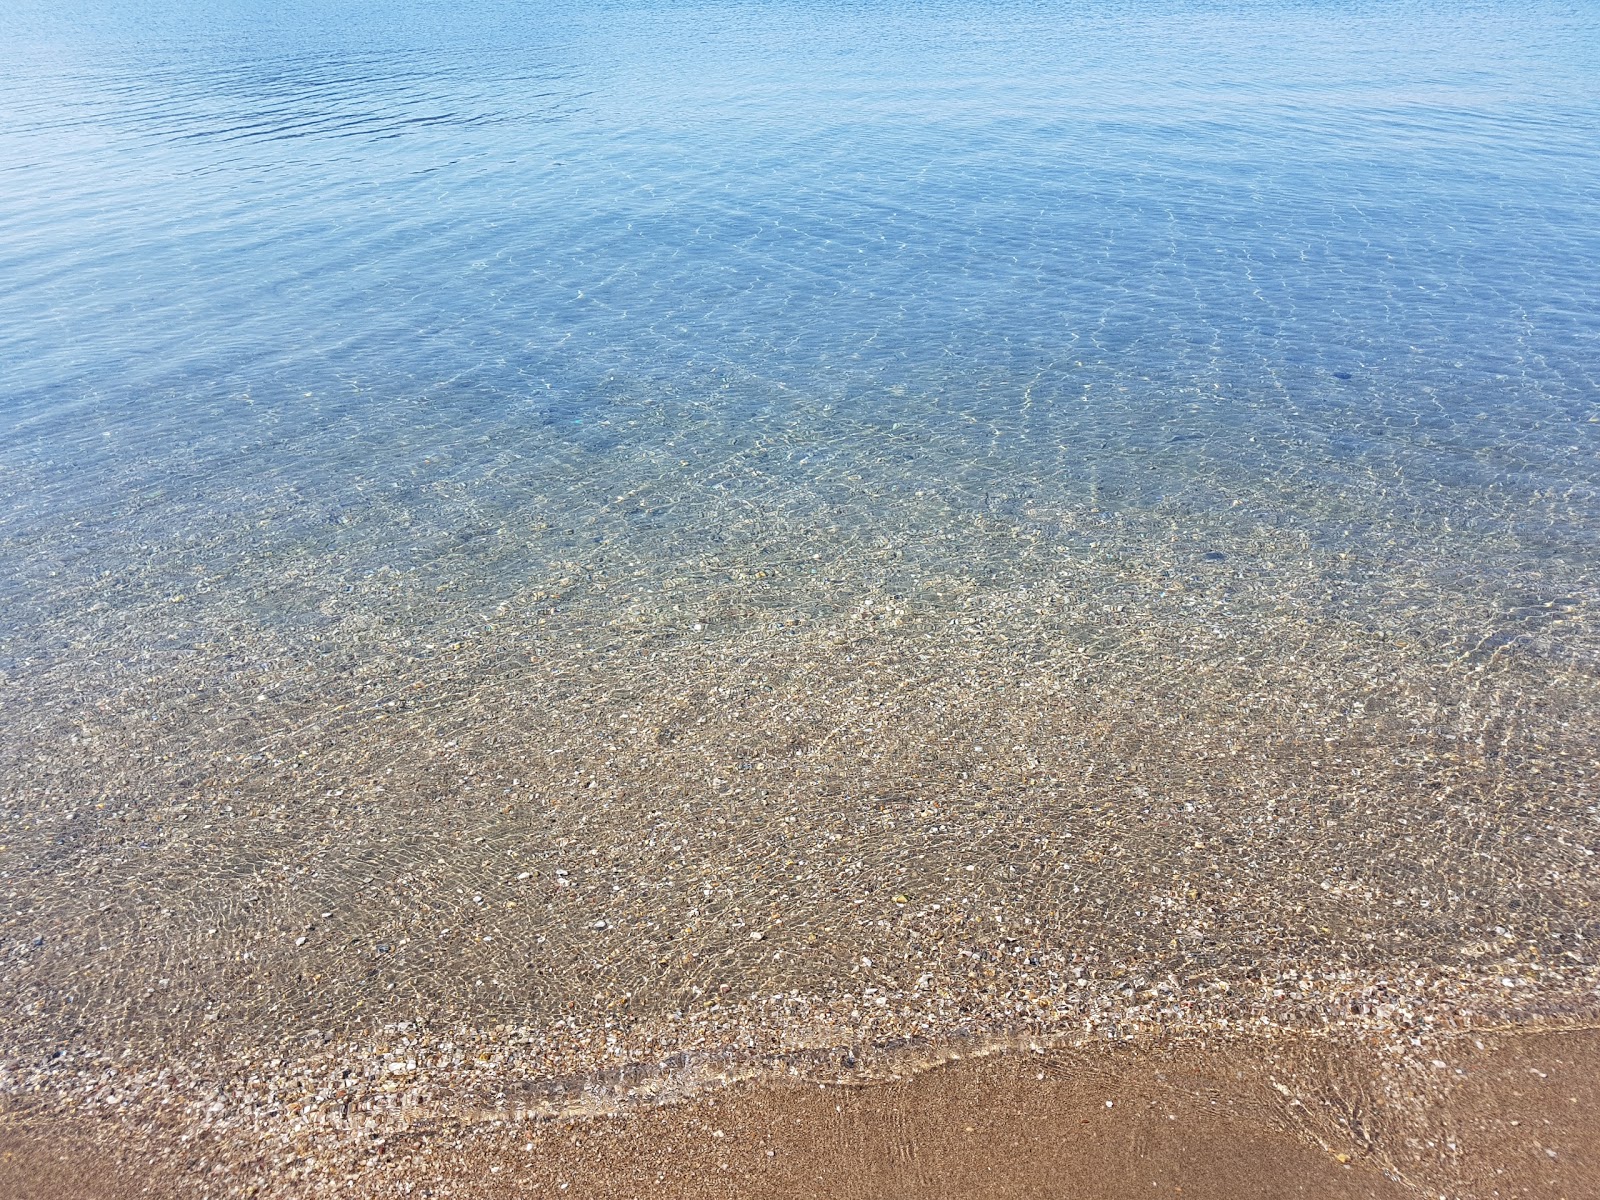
[5,0,1599,551]
[2,0,1599,1179]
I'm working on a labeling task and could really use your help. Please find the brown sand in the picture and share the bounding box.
[4,1027,1596,1199]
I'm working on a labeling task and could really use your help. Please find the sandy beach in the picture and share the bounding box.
[6,1026,1597,1198]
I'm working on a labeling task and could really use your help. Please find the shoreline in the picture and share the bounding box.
[5,1024,1596,1198]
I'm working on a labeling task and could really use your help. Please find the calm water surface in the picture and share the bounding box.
[2,0,1598,1172]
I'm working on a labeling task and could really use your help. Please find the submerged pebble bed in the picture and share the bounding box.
[3,400,1596,1187]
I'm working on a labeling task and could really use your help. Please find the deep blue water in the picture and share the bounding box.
[2,0,1598,635]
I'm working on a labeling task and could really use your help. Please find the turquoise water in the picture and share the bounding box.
[2,0,1599,1176]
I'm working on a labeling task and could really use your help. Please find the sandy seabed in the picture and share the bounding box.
[2,431,1597,1197]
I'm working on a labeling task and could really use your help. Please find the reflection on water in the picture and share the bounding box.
[1,0,1598,1187]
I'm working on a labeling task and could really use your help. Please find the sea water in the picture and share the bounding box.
[2,0,1597,1154]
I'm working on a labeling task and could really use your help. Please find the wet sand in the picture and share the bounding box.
[5,1026,1597,1198]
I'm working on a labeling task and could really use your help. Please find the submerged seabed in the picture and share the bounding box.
[2,364,1597,1161]
[1,0,1599,1188]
